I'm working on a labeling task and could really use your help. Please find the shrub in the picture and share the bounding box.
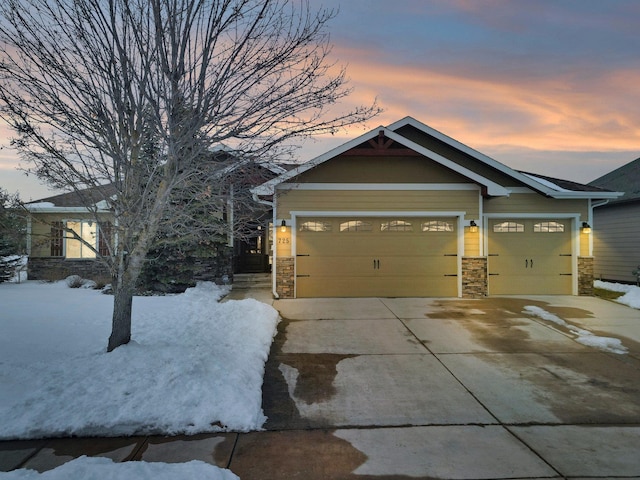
[65,275,85,288]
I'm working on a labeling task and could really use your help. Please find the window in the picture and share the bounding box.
[65,221,97,259]
[50,221,64,257]
[493,221,524,233]
[340,220,372,232]
[381,220,413,232]
[422,220,454,232]
[534,221,565,233]
[300,221,332,232]
[98,222,112,256]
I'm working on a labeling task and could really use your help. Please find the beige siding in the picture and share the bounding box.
[275,227,292,257]
[464,228,481,257]
[579,232,590,258]
[593,203,640,283]
[484,194,589,217]
[293,155,474,184]
[277,190,480,218]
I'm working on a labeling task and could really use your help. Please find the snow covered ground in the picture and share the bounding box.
[595,280,640,309]
[0,280,279,479]
[0,457,239,480]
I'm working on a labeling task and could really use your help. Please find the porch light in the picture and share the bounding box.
[280,220,287,232]
[581,222,592,234]
[469,220,478,233]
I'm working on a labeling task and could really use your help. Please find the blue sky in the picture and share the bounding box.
[299,0,640,178]
[2,0,639,199]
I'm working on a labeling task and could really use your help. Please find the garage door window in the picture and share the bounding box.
[300,221,332,232]
[422,220,454,232]
[534,221,565,233]
[493,221,524,233]
[340,220,372,232]
[381,220,413,232]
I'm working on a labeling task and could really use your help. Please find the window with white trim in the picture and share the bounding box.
[340,220,372,232]
[65,220,97,258]
[381,220,413,232]
[422,220,454,232]
[493,221,524,233]
[299,221,332,232]
[534,221,565,233]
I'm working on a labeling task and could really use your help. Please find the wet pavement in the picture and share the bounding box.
[2,286,640,479]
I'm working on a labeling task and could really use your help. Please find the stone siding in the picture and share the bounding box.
[28,257,111,282]
[578,256,594,296]
[462,257,487,298]
[276,256,295,299]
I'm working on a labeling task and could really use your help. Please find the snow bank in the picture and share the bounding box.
[0,281,280,439]
[595,280,640,309]
[0,456,238,480]
[523,305,627,355]
[1,255,27,283]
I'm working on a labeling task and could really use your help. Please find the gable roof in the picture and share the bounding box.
[27,184,117,212]
[253,117,622,200]
[589,157,640,205]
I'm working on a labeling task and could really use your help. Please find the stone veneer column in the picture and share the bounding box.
[462,257,487,298]
[276,256,295,299]
[578,256,594,296]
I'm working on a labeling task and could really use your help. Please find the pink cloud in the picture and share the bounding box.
[325,45,640,154]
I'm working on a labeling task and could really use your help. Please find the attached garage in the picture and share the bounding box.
[487,218,574,295]
[253,117,621,299]
[296,216,459,297]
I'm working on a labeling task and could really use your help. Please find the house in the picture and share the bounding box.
[26,184,116,281]
[25,154,286,283]
[252,117,621,299]
[589,157,640,283]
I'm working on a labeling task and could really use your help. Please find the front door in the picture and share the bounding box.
[234,225,270,273]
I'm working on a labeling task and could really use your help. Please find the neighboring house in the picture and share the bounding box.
[25,155,286,282]
[26,184,116,281]
[252,117,621,299]
[589,157,640,283]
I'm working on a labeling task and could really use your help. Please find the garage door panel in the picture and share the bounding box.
[378,255,458,276]
[297,255,374,276]
[296,274,458,298]
[488,218,573,295]
[296,216,459,297]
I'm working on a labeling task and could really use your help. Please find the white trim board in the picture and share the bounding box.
[276,183,481,191]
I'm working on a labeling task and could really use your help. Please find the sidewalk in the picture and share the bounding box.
[2,284,640,479]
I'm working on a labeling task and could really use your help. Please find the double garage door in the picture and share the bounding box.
[295,216,458,297]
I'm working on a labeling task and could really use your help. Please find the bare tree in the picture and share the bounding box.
[0,0,379,351]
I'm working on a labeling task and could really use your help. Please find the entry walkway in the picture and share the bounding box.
[2,291,640,479]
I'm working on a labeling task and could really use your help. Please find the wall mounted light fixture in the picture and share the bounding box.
[469,220,478,233]
[280,220,287,233]
[581,222,592,234]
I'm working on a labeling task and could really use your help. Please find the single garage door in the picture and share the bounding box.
[487,218,573,295]
[296,216,459,297]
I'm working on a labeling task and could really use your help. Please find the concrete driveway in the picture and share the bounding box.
[3,292,639,479]
[233,295,640,479]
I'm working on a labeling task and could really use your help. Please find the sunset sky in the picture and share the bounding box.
[2,0,639,200]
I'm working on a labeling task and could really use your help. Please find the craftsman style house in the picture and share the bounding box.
[25,155,286,283]
[252,117,621,298]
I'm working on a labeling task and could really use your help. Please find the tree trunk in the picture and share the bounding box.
[107,281,134,352]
